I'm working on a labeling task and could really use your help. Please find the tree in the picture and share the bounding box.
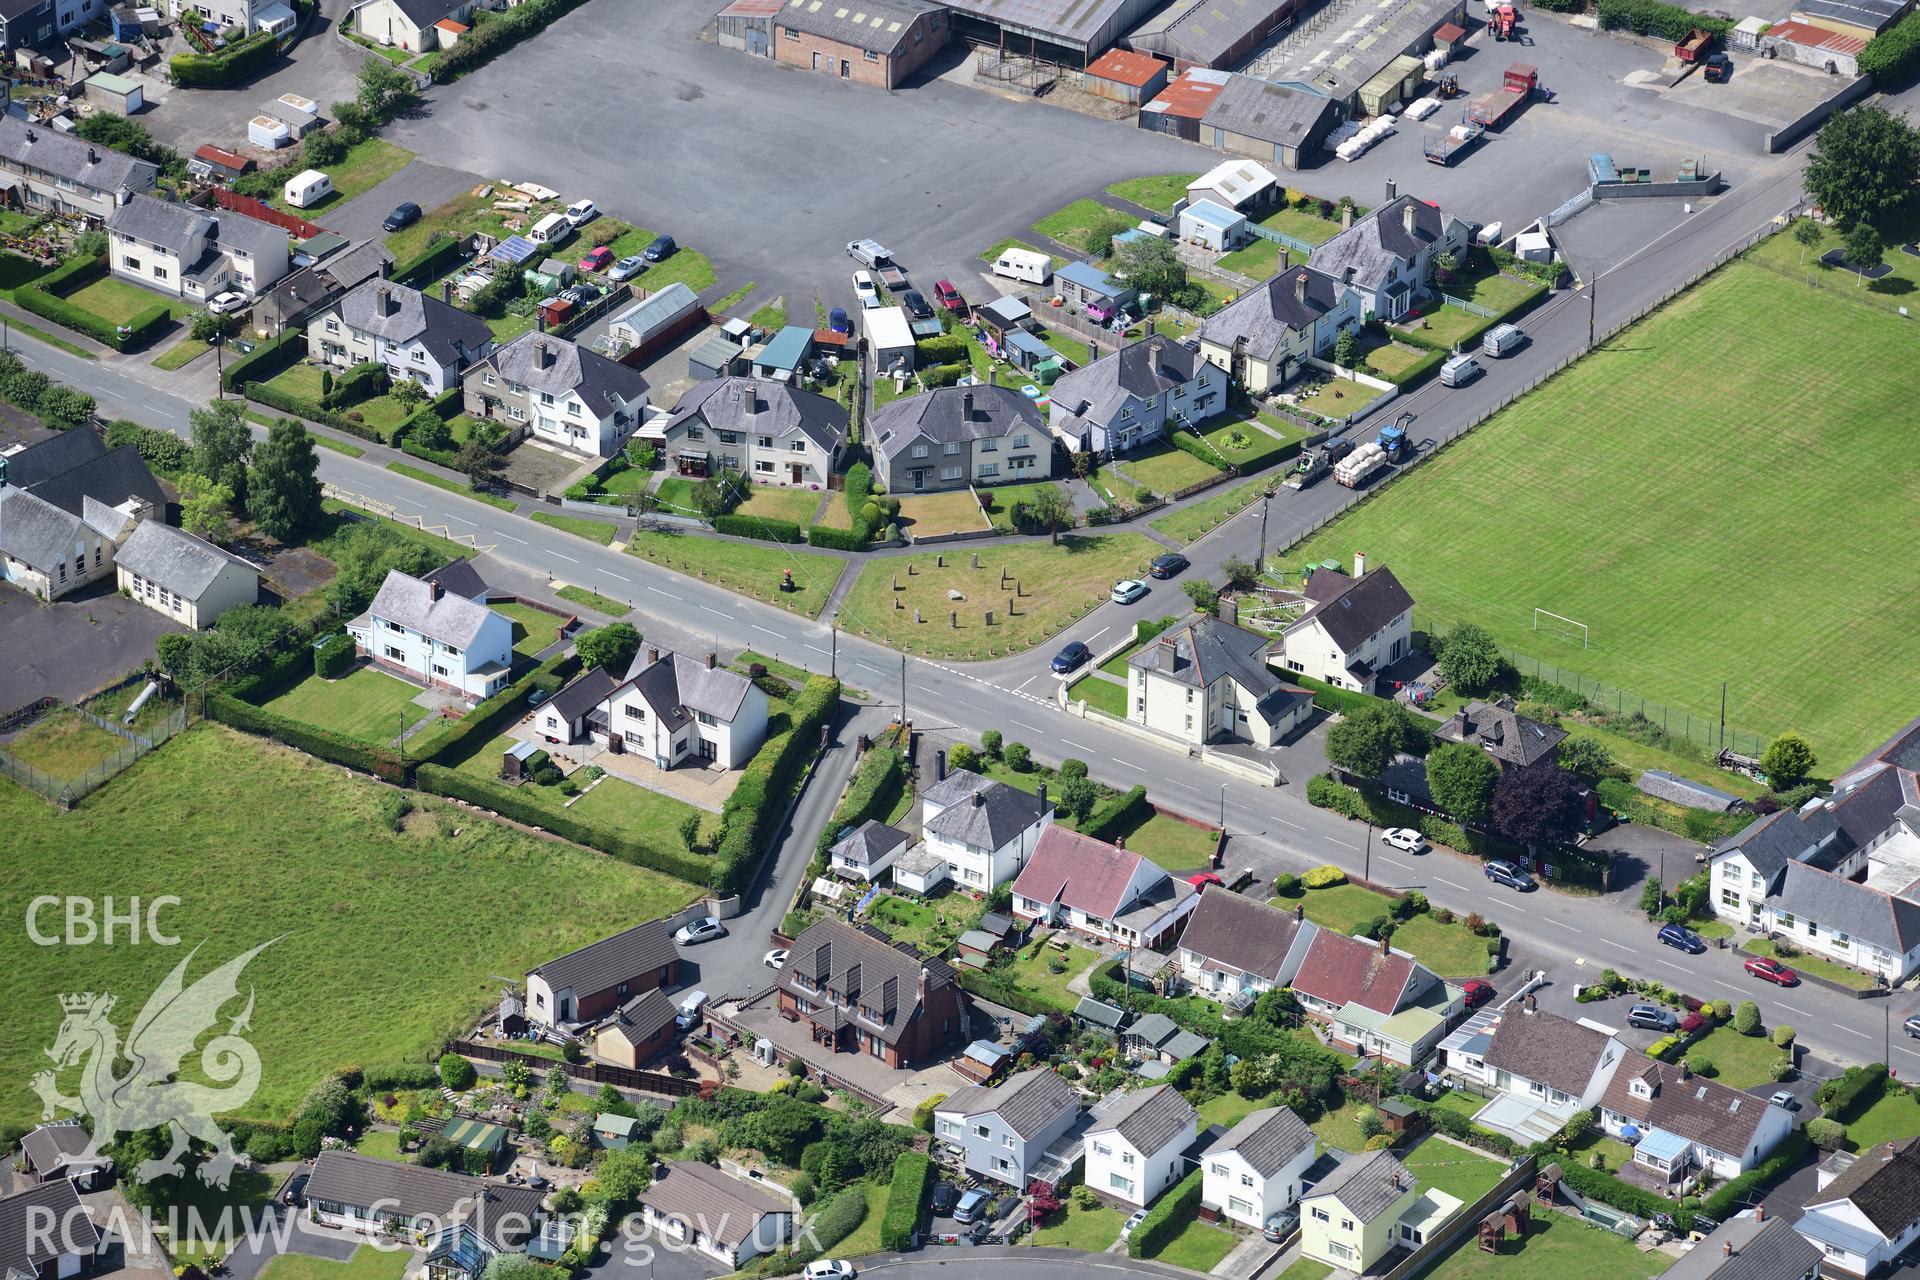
[1806,1118,1847,1152]
[1557,735,1620,782]
[576,621,641,671]
[980,731,1002,759]
[391,377,429,410]
[291,1115,324,1159]
[1004,742,1031,771]
[1433,251,1459,288]
[1059,777,1098,823]
[38,385,95,431]
[1332,329,1359,369]
[1805,106,1920,230]
[1324,701,1417,779]
[1491,763,1586,854]
[1425,742,1499,824]
[1436,623,1502,694]
[1792,217,1823,264]
[1221,554,1259,591]
[247,418,322,541]
[597,1146,654,1203]
[678,811,702,851]
[947,743,979,772]
[481,1256,560,1280]
[438,1052,476,1091]
[1183,579,1219,615]
[693,467,749,518]
[177,472,235,544]
[189,309,233,343]
[1844,222,1885,278]
[456,439,497,488]
[1111,235,1187,300]
[356,54,414,118]
[1733,999,1763,1036]
[190,398,253,507]
[1761,732,1818,789]
[1027,485,1073,544]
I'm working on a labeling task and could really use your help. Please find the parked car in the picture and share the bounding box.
[579,245,614,273]
[852,271,879,306]
[1626,1004,1678,1032]
[283,1172,309,1206]
[206,291,248,315]
[1148,552,1189,579]
[1050,641,1091,674]
[1907,1015,1920,1039]
[953,1189,992,1224]
[674,917,726,945]
[1381,827,1427,854]
[763,948,789,970]
[933,278,966,312]
[829,306,853,335]
[382,201,421,232]
[1768,1091,1801,1111]
[609,255,647,282]
[1484,860,1535,891]
[1121,1209,1149,1239]
[642,234,676,261]
[1657,923,1707,954]
[1262,1209,1299,1243]
[904,289,934,319]
[564,198,598,226]
[930,1182,958,1216]
[1458,979,1495,1009]
[1745,956,1799,986]
[1188,872,1223,890]
[1111,579,1149,605]
[802,1263,854,1280]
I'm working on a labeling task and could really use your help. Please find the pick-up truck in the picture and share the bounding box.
[847,238,907,289]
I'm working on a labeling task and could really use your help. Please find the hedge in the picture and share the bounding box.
[806,1185,870,1252]
[1550,1157,1687,1227]
[362,1062,438,1091]
[1861,9,1920,80]
[314,634,353,678]
[17,256,169,353]
[712,677,840,894]
[714,514,803,543]
[429,0,593,81]
[246,380,403,444]
[423,651,579,765]
[1818,1062,1888,1117]
[207,692,412,785]
[955,965,1068,1018]
[1595,0,1730,38]
[105,418,191,474]
[392,234,465,289]
[1128,1169,1203,1259]
[170,28,277,86]
[805,524,870,551]
[1080,784,1148,843]
[1698,1130,1808,1221]
[325,360,387,409]
[1294,675,1435,753]
[814,740,907,862]
[223,643,313,703]
[223,325,306,391]
[880,1152,931,1251]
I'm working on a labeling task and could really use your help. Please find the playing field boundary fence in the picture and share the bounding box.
[0,682,190,808]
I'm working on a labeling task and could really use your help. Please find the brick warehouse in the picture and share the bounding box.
[715,0,951,89]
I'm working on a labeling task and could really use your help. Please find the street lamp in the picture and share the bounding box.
[1218,782,1227,833]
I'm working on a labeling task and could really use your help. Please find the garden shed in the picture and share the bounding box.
[503,739,547,782]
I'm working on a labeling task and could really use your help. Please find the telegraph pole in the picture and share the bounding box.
[1587,278,1596,350]
[1256,487,1274,572]
[900,654,907,729]
[830,624,838,679]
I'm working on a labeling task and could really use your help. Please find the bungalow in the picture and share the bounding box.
[106,195,289,302]
[892,764,1052,894]
[538,645,769,770]
[1272,555,1414,694]
[350,0,473,50]
[870,384,1051,495]
[1434,698,1567,770]
[1305,190,1471,321]
[1177,891,1318,1002]
[113,519,260,630]
[1441,1007,1625,1146]
[776,918,969,1068]
[1011,826,1199,949]
[0,1179,100,1280]
[1121,1012,1210,1065]
[526,918,679,1028]
[1197,264,1362,394]
[18,1122,111,1189]
[830,819,913,883]
[305,1150,545,1272]
[1047,335,1228,456]
[594,988,679,1069]
[1084,1085,1197,1208]
[308,280,495,395]
[1202,1106,1316,1230]
[0,118,159,221]
[1127,615,1313,749]
[347,569,513,700]
[1598,1053,1795,1182]
[1670,1218,1821,1280]
[1799,1137,1920,1277]
[935,1067,1082,1188]
[635,1162,792,1268]
[1290,930,1459,1065]
[657,377,846,488]
[1300,1149,1455,1271]
[1051,261,1136,321]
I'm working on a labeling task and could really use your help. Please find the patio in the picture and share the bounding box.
[508,710,741,813]
[715,987,968,1117]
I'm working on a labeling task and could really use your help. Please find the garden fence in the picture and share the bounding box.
[1248,223,1318,256]
[1440,292,1496,319]
[1493,646,1768,758]
[449,1038,700,1096]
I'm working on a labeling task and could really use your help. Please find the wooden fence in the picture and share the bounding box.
[449,1039,701,1096]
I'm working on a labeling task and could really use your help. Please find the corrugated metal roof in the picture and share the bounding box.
[1085,47,1166,84]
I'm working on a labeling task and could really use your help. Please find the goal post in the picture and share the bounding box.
[1532,608,1590,649]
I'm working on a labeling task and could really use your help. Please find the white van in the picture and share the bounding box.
[675,990,710,1030]
[283,169,333,209]
[528,213,573,247]
[1482,323,1526,357]
[1440,353,1483,387]
[993,247,1051,285]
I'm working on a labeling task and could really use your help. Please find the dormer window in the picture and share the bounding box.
[1629,1079,1654,1100]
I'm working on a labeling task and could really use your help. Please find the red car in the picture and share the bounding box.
[933,278,966,312]
[1745,956,1799,986]
[1458,979,1495,1009]
[578,245,614,273]
[1187,872,1223,891]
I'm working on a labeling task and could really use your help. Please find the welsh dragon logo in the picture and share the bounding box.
[32,942,272,1187]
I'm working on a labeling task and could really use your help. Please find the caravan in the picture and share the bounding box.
[283,169,333,209]
[992,247,1051,285]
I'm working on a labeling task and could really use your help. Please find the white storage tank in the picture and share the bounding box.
[247,115,291,149]
[270,91,319,135]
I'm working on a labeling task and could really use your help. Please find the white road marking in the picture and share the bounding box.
[549,552,579,564]
[1085,626,1109,646]
[495,532,527,545]
[1709,979,1743,993]
[1539,919,1583,933]
[1436,877,1467,890]
[648,586,674,597]
[1378,856,1413,872]
[1275,818,1307,831]
[1327,838,1358,850]
[600,571,630,582]
[1061,740,1093,752]
[1011,720,1045,733]
[1837,1026,1872,1040]
[1598,938,1635,953]
[1014,675,1037,693]
[804,643,829,654]
[700,606,730,618]
[1112,757,1147,771]
[752,625,781,636]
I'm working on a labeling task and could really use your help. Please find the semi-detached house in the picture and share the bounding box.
[776,918,969,1068]
[1439,1006,1625,1145]
[935,1067,1082,1188]
[1197,264,1361,394]
[465,332,650,459]
[1305,191,1470,322]
[1177,891,1318,1003]
[870,384,1051,494]
[308,279,495,395]
[1011,825,1198,948]
[1047,335,1227,456]
[106,195,290,303]
[347,568,513,700]
[1598,1052,1794,1182]
[1798,1137,1920,1277]
[1300,1149,1455,1272]
[1273,556,1414,694]
[658,377,845,489]
[0,119,158,218]
[0,429,165,602]
[1290,930,1459,1065]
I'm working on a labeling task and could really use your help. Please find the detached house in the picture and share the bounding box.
[1306,191,1470,321]
[0,119,158,220]
[1178,891,1318,1002]
[830,819,912,883]
[539,645,769,770]
[106,195,289,302]
[465,332,650,459]
[1186,158,1283,216]
[1598,1052,1795,1182]
[1672,1218,1821,1280]
[1434,698,1567,770]
[891,764,1052,894]
[306,1152,545,1280]
[776,918,969,1067]
[1440,1006,1625,1145]
[870,384,1051,495]
[1197,265,1361,394]
[1127,615,1313,749]
[525,918,679,1028]
[1084,1084,1197,1208]
[114,519,260,629]
[635,1162,792,1268]
[1290,931,1459,1065]
[19,1121,111,1189]
[347,568,514,700]
[257,240,394,335]
[1273,556,1414,694]
[1202,1106,1316,1230]
[0,1179,99,1280]
[1300,1149,1456,1271]
[658,377,845,488]
[309,280,494,395]
[1048,336,1227,456]
[935,1068,1082,1188]
[1011,825,1199,948]
[1799,1137,1920,1277]
[350,0,472,50]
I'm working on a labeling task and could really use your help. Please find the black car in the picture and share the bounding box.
[904,289,933,319]
[1149,553,1189,579]
[930,1182,958,1216]
[642,234,676,262]
[382,201,421,232]
[1051,641,1091,674]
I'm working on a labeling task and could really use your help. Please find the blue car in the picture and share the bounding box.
[1657,923,1706,954]
[1051,641,1091,674]
[829,306,852,335]
[643,234,676,262]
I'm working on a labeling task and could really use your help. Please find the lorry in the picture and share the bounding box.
[1423,121,1484,165]
[1468,63,1538,130]
[1283,437,1354,490]
[1674,27,1713,62]
[1334,442,1389,488]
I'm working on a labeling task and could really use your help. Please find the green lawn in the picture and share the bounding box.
[257,1246,412,1280]
[571,775,718,845]
[1276,1260,1333,1280]
[1429,1088,1489,1126]
[1836,1084,1920,1151]
[66,276,184,324]
[154,337,211,370]
[1361,338,1431,379]
[1111,441,1224,496]
[492,600,569,659]
[155,1158,281,1262]
[1682,1024,1788,1090]
[1293,375,1389,419]
[1258,206,1345,246]
[1218,237,1285,279]
[1424,1201,1671,1280]
[651,476,701,514]
[897,489,989,537]
[1105,174,1199,213]
[352,1129,405,1162]
[1151,475,1269,545]
[258,667,430,745]
[1108,810,1218,872]
[1286,884,1491,975]
[1148,1220,1239,1271]
[1310,1098,1378,1152]
[1290,883,1396,934]
[839,534,1158,659]
[557,584,630,617]
[530,511,618,545]
[1199,1091,1264,1126]
[2,709,130,783]
[0,724,698,1130]
[628,529,841,617]
[1401,1135,1506,1203]
[979,237,1065,269]
[1287,250,1919,762]
[1743,938,1878,990]
[272,139,413,212]
[735,485,826,527]
[1070,674,1130,719]
[1033,199,1135,249]
[830,1181,892,1260]
[866,892,983,956]
[386,461,517,510]
[1031,1199,1123,1251]
[1197,414,1309,470]
[980,480,1066,530]
[598,223,717,294]
[1400,258,1545,350]
[1001,939,1099,1013]
[260,362,325,400]
[1036,326,1093,367]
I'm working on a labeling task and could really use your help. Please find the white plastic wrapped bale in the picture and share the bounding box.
[1424,47,1449,70]
[1406,96,1440,120]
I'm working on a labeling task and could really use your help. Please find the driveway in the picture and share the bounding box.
[0,582,183,714]
[222,1208,370,1280]
[586,1216,727,1280]
[320,160,481,243]
[81,1187,171,1280]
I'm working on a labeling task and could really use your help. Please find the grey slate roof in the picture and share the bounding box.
[1640,769,1746,812]
[19,443,165,519]
[1309,196,1453,295]
[478,332,649,420]
[547,665,622,725]
[769,0,939,54]
[530,918,675,997]
[1199,74,1341,147]
[336,279,492,369]
[610,283,700,342]
[1435,699,1567,768]
[305,1150,544,1247]
[1130,616,1305,720]
[638,1162,789,1250]
[781,918,955,1047]
[108,193,211,255]
[924,771,1049,850]
[1714,805,1851,882]
[1661,1217,1821,1280]
[1302,1148,1414,1219]
[1808,1137,1920,1237]
[366,569,500,649]
[113,520,257,599]
[215,212,290,264]
[624,649,754,727]
[1481,1009,1613,1097]
[664,377,846,458]
[940,1067,1079,1138]
[1292,565,1414,652]
[0,1179,99,1280]
[604,988,677,1046]
[1180,888,1312,983]
[1213,1106,1314,1178]
[0,425,105,488]
[1598,1053,1771,1157]
[1776,862,1920,954]
[422,557,488,601]
[871,384,1043,461]
[1089,1083,1194,1155]
[0,117,158,195]
[1200,265,1349,359]
[1074,996,1127,1030]
[1051,336,1210,428]
[20,1122,106,1175]
[381,0,469,29]
[832,819,912,868]
[0,487,85,572]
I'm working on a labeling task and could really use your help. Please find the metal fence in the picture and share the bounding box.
[1546,187,1595,227]
[1248,222,1318,256]
[1440,292,1496,319]
[1495,646,1769,757]
[0,694,189,808]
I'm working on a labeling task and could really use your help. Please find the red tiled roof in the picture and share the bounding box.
[434,17,467,31]
[1767,18,1866,52]
[1086,48,1167,87]
[1292,931,1416,1014]
[1013,826,1145,921]
[1145,69,1227,119]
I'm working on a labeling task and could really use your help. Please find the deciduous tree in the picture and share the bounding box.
[1027,485,1073,544]
[575,621,641,672]
[190,398,253,507]
[1805,106,1920,230]
[1760,732,1818,789]
[1425,741,1499,824]
[1324,701,1418,779]
[1491,763,1585,853]
[177,472,234,544]
[246,418,322,541]
[1436,622,1502,694]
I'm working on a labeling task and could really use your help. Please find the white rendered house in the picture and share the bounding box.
[1202,1106,1316,1230]
[1084,1085,1196,1208]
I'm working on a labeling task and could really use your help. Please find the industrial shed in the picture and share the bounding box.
[1138,65,1230,140]
[943,0,1161,65]
[1129,0,1304,70]
[1199,73,1343,170]
[1082,47,1168,102]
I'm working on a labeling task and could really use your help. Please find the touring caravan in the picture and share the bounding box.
[992,247,1051,285]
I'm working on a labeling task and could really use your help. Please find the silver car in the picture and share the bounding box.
[674,917,726,945]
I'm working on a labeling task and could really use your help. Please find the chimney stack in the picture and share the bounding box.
[25,128,36,143]
[935,749,947,782]
[1386,178,1398,203]
[537,313,548,334]
[1295,903,1305,922]
[536,338,552,367]
[429,580,444,601]
[1114,836,1125,850]
[705,651,716,669]
[1680,1060,1692,1081]
[379,257,391,280]
[1756,1204,1767,1222]
[1379,934,1390,954]
[1038,783,1048,813]
[1295,271,1308,305]
[442,280,453,304]
[1342,206,1353,231]
[961,390,973,420]
[1404,203,1417,237]
[87,146,98,164]
[1354,550,1368,578]
[1724,1243,1734,1259]
[645,644,660,666]
[377,285,394,316]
